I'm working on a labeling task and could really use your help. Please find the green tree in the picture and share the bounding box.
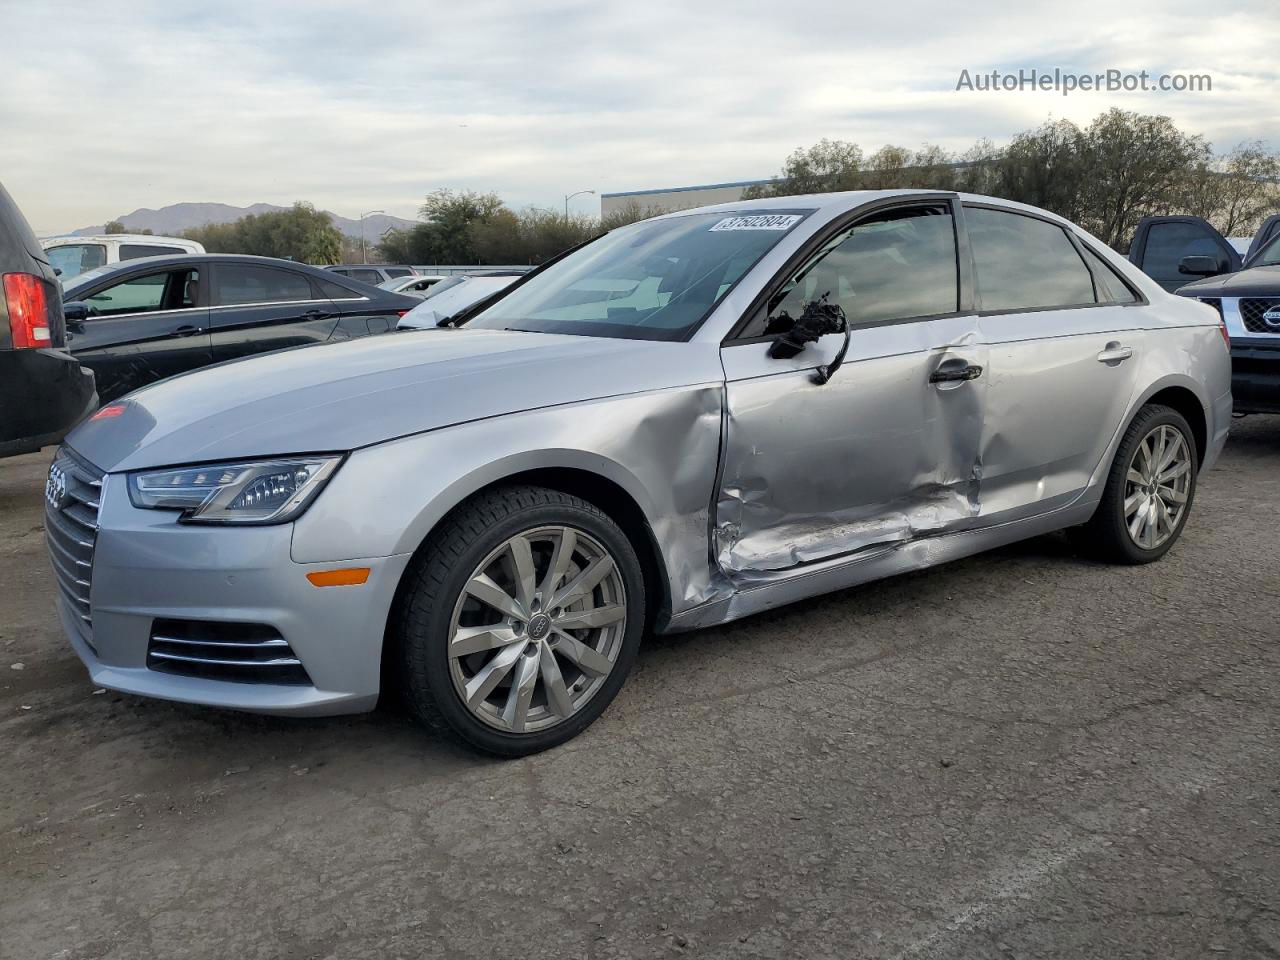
[183,202,343,264]
[103,219,125,234]
[994,119,1090,224]
[743,138,865,198]
[1180,141,1280,237]
[600,200,660,231]
[953,138,1004,195]
[375,228,417,265]
[1079,109,1210,248]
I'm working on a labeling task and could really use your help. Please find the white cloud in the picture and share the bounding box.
[2,0,1276,233]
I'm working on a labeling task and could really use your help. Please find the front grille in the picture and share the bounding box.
[1240,298,1280,335]
[44,449,104,643]
[147,619,312,685]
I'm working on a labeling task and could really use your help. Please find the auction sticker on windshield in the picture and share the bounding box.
[709,214,803,231]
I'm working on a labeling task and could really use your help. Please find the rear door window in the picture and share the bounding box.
[965,207,1095,311]
[213,264,314,306]
[351,269,383,284]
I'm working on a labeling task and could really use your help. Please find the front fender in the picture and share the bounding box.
[290,384,726,617]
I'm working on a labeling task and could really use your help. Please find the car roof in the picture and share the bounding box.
[44,233,195,244]
[62,253,382,293]
[645,188,1082,230]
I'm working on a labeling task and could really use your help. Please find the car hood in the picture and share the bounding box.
[1177,264,1280,299]
[67,328,722,472]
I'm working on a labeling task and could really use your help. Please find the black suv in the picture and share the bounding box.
[1129,214,1280,414]
[0,182,96,457]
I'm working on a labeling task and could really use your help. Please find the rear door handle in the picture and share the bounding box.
[304,308,333,320]
[169,325,204,338]
[929,362,983,384]
[1097,343,1133,363]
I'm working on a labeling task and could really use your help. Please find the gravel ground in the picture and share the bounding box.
[1,417,1278,960]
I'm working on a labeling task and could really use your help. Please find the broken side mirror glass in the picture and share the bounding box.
[766,294,851,384]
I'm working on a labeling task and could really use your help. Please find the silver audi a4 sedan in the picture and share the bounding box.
[47,190,1232,755]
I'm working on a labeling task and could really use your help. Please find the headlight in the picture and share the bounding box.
[127,456,343,524]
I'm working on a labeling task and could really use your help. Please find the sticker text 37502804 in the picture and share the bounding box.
[709,215,803,232]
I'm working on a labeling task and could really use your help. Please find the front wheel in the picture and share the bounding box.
[1072,404,1198,564]
[394,486,646,756]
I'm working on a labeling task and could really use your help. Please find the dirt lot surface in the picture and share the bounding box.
[2,418,1278,960]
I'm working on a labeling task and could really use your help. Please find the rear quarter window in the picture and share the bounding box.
[1079,244,1139,304]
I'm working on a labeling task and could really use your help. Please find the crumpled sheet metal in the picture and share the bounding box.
[714,344,986,584]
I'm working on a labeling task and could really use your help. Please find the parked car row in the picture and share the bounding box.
[58,254,419,401]
[45,188,1232,756]
[1127,214,1280,415]
[396,271,525,326]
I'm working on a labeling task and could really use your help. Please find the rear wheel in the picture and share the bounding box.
[395,486,645,756]
[1072,404,1198,564]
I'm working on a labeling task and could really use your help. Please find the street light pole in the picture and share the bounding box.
[360,210,384,262]
[564,190,595,219]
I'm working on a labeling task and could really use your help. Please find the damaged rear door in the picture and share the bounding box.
[716,199,985,579]
[965,204,1148,522]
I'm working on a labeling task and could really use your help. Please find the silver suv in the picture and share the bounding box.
[48,190,1232,755]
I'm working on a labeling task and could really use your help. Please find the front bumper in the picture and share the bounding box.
[56,469,411,716]
[1230,339,1280,414]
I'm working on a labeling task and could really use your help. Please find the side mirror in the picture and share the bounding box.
[63,301,91,321]
[1178,255,1222,277]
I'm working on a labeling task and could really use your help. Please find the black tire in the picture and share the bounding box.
[393,485,646,756]
[1071,404,1198,564]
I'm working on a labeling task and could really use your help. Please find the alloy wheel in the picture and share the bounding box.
[446,525,628,733]
[1123,424,1192,550]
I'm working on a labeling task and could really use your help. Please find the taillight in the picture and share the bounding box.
[3,273,51,349]
[396,310,409,318]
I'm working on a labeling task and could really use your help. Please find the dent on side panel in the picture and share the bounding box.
[714,343,986,583]
[291,384,728,617]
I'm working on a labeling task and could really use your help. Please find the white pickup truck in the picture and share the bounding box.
[40,233,205,281]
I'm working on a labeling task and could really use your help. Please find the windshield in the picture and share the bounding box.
[1254,231,1280,267]
[465,210,811,340]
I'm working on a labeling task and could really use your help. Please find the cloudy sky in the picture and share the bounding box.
[3,0,1276,234]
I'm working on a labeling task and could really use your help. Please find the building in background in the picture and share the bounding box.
[600,179,772,217]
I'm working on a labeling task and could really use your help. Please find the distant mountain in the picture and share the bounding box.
[71,202,418,241]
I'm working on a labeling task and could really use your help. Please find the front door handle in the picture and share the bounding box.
[1097,342,1133,364]
[929,362,983,384]
[169,325,204,338]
